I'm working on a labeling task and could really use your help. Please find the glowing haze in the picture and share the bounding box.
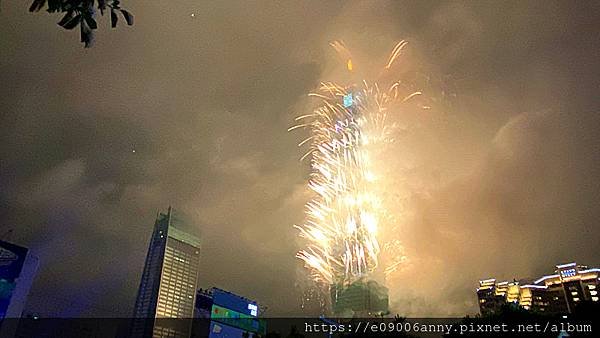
[1,0,598,319]
[292,41,425,288]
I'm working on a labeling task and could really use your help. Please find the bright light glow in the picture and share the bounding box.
[248,304,258,316]
[343,93,353,108]
[521,285,547,289]
[480,279,496,284]
[560,268,577,278]
[556,262,577,269]
[292,41,419,286]
[534,274,559,285]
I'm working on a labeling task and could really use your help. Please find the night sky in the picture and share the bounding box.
[1,1,599,317]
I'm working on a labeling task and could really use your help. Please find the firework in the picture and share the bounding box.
[291,41,421,288]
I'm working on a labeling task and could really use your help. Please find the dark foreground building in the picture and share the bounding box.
[0,240,38,338]
[130,207,201,338]
[192,287,266,337]
[477,262,599,316]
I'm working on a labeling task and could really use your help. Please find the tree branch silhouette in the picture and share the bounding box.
[28,0,133,47]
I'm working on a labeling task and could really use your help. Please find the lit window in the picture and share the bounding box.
[248,304,258,316]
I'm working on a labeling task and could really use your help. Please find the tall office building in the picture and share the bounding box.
[330,279,389,317]
[131,207,201,338]
[0,240,39,338]
[477,262,599,316]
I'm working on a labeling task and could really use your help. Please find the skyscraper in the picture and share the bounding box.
[0,240,38,338]
[131,207,201,338]
[330,279,389,317]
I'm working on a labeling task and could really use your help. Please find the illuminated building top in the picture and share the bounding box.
[477,262,599,316]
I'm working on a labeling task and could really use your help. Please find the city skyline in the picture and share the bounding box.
[0,0,599,319]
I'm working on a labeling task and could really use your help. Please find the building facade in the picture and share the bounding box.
[330,279,389,317]
[131,207,201,338]
[477,262,599,316]
[0,240,39,338]
[193,287,266,337]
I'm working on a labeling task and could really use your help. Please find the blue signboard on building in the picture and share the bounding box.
[212,289,258,317]
[208,321,248,338]
[343,93,353,108]
[0,241,28,319]
[208,288,266,335]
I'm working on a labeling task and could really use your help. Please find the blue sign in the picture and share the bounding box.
[209,321,248,338]
[343,93,353,108]
[212,289,258,317]
[0,241,28,319]
[560,269,576,278]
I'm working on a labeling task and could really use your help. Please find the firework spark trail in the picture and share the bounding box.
[291,41,421,287]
